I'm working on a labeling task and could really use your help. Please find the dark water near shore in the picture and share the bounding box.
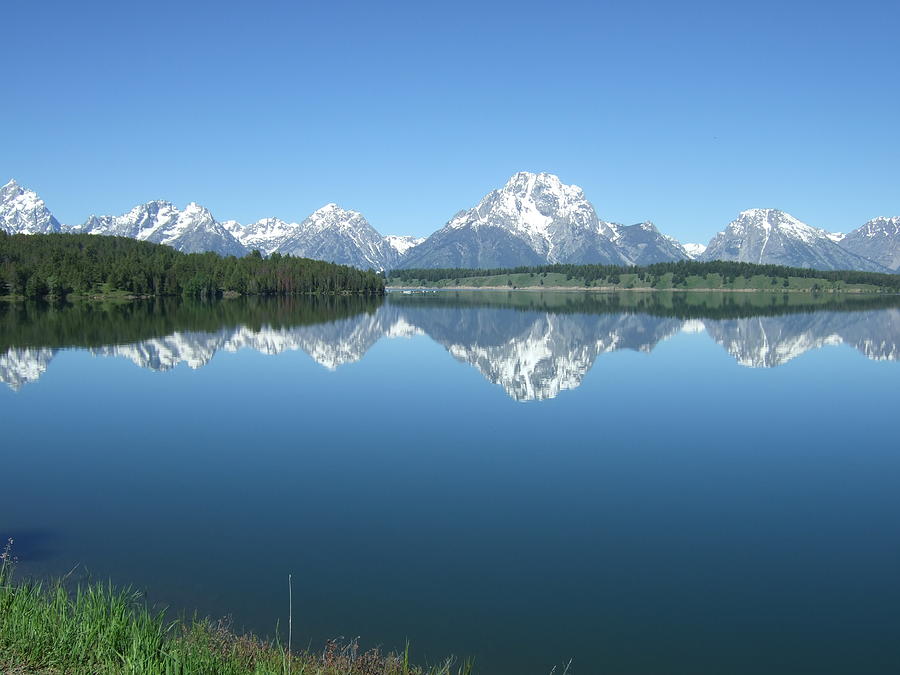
[2,291,899,674]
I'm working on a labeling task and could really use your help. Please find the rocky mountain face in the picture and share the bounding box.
[0,180,61,234]
[837,217,900,272]
[223,207,410,270]
[77,201,248,256]
[609,222,690,266]
[221,217,297,256]
[401,172,687,269]
[699,209,887,272]
[274,204,401,270]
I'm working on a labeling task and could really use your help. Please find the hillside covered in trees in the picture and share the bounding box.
[390,260,900,293]
[0,232,384,298]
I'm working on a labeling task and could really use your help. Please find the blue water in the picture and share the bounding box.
[1,292,899,674]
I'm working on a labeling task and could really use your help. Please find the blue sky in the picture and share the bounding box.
[2,0,898,241]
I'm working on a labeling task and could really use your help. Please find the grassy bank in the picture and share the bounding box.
[388,261,900,294]
[389,271,891,293]
[0,544,471,675]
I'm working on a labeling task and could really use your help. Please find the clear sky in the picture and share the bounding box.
[2,0,898,242]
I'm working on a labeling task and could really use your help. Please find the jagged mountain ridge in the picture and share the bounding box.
[699,209,888,272]
[77,201,248,257]
[2,176,897,272]
[275,204,402,270]
[221,217,296,256]
[223,208,413,270]
[400,172,688,269]
[0,180,61,235]
[837,217,900,272]
[609,222,691,266]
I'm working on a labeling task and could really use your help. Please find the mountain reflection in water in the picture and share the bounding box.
[2,291,898,400]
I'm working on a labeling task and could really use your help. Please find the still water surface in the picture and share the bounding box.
[2,291,899,674]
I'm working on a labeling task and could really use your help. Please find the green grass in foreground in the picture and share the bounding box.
[0,542,472,675]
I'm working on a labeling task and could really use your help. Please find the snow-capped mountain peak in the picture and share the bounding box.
[385,235,425,256]
[0,179,62,234]
[276,203,400,269]
[402,171,643,268]
[838,216,900,271]
[222,205,417,269]
[855,216,900,237]
[604,220,690,266]
[683,243,707,259]
[79,200,247,256]
[223,217,299,255]
[699,208,886,271]
[4,176,895,274]
[306,203,365,231]
[733,208,825,243]
[453,171,591,242]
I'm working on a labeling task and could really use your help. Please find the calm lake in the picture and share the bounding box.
[2,291,899,674]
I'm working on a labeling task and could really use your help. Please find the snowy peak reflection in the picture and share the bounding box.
[395,303,682,400]
[702,308,900,367]
[1,294,899,398]
[0,347,55,390]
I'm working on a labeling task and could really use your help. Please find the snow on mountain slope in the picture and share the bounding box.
[222,215,418,268]
[683,243,707,259]
[401,172,630,268]
[79,201,248,256]
[609,221,690,265]
[839,217,900,272]
[276,204,400,269]
[699,209,886,272]
[222,217,299,255]
[385,235,425,256]
[0,180,62,234]
[4,176,896,273]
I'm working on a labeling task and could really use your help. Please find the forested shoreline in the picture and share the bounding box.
[390,260,900,292]
[0,232,384,298]
[389,288,900,319]
[0,295,383,353]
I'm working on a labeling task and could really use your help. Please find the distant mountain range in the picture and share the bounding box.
[1,175,897,273]
[76,200,247,257]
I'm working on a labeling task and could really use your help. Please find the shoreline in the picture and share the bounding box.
[387,285,886,294]
[0,552,467,675]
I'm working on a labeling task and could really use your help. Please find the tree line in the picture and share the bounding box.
[390,287,900,320]
[0,232,385,298]
[0,295,383,353]
[390,259,900,290]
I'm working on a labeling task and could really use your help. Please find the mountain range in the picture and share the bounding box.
[1,175,897,273]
